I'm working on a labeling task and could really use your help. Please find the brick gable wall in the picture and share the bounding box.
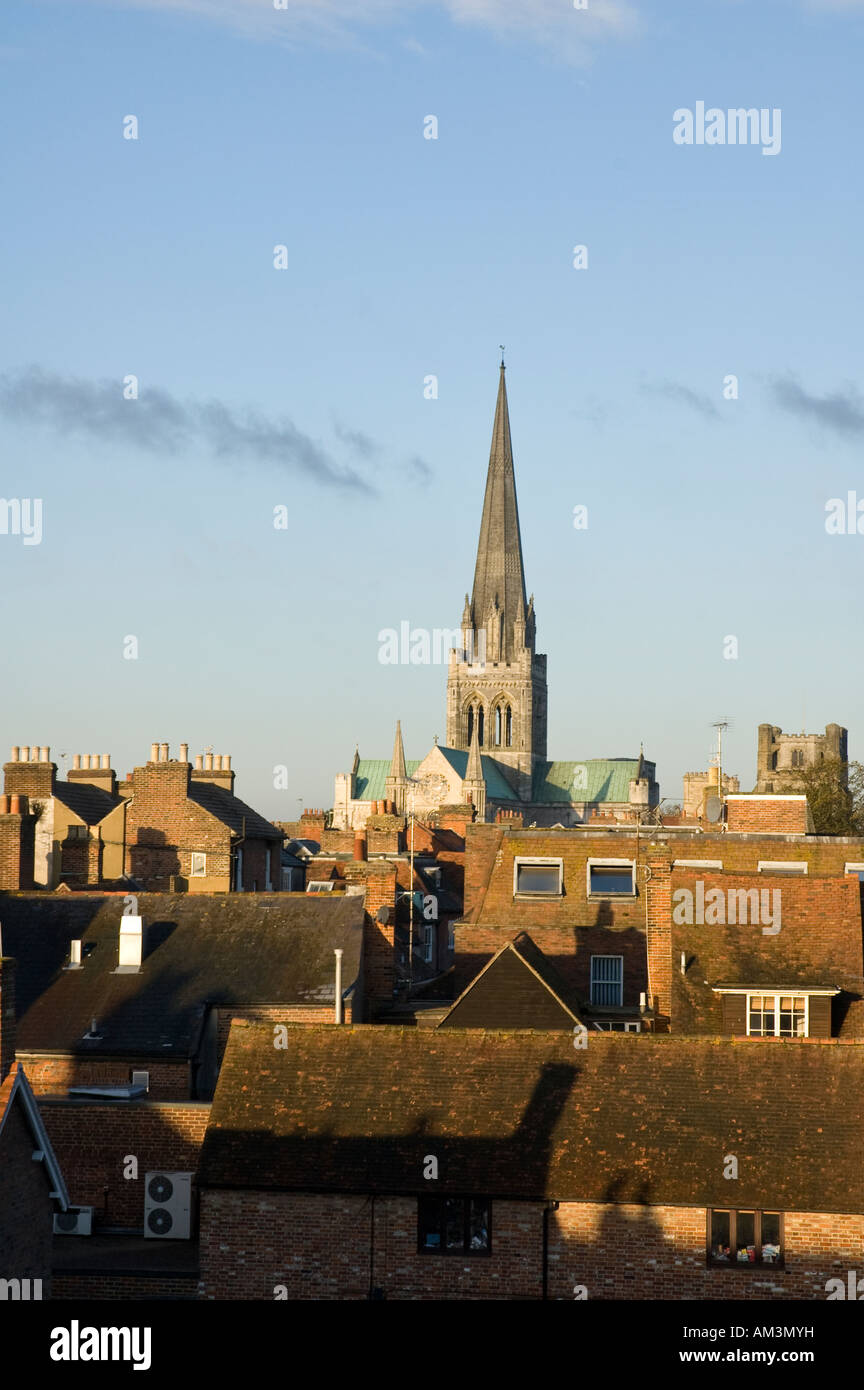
[0,1094,55,1288]
[39,1100,210,1230]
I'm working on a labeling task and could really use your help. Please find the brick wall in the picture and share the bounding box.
[0,812,34,890]
[198,1189,864,1300]
[52,1272,198,1300]
[0,1092,55,1288]
[126,760,231,890]
[726,798,810,834]
[452,923,648,1003]
[39,1100,210,1230]
[355,865,398,1003]
[3,760,55,799]
[550,1203,864,1300]
[18,1055,190,1101]
[0,958,15,1083]
[198,1192,542,1300]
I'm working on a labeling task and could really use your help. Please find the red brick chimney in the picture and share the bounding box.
[645,847,672,1032]
[3,745,56,800]
[0,956,16,1084]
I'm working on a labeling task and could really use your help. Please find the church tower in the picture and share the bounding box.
[445,360,548,801]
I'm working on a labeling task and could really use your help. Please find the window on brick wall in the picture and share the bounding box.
[590,955,623,1007]
[747,993,807,1037]
[708,1210,783,1267]
[845,863,864,881]
[190,852,206,877]
[587,860,635,896]
[418,1197,490,1255]
[757,861,807,875]
[514,858,563,896]
[67,825,88,840]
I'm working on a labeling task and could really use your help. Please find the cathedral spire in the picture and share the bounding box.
[470,361,530,664]
[389,719,407,782]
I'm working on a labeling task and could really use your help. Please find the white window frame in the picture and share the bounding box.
[513,857,564,898]
[845,863,864,879]
[590,954,624,1007]
[673,859,723,870]
[586,858,636,898]
[745,991,809,1039]
[189,851,207,877]
[757,861,807,875]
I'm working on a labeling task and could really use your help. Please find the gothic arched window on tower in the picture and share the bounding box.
[467,705,474,745]
[505,705,512,747]
[478,706,485,747]
[495,706,502,746]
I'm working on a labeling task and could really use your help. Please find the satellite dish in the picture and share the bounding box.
[705,795,723,824]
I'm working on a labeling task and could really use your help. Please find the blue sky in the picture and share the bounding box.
[2,0,863,815]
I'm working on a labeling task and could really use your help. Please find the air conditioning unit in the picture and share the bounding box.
[54,1206,94,1236]
[144,1171,192,1239]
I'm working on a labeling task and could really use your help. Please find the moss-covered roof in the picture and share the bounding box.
[0,892,364,1057]
[199,1023,864,1211]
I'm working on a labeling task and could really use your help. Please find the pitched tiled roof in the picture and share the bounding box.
[53,782,122,825]
[186,782,282,840]
[438,933,580,1030]
[436,748,519,802]
[199,1024,864,1213]
[532,759,653,805]
[0,892,364,1057]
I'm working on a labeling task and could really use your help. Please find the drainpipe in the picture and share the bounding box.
[334,949,343,1024]
[542,1200,559,1301]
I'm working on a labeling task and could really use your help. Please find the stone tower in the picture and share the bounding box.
[445,360,548,801]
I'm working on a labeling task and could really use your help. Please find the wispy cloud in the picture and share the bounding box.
[104,0,640,63]
[641,380,720,420]
[769,374,864,437]
[0,366,385,493]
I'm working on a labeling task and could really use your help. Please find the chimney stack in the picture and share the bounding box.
[118,915,143,972]
[0,956,16,1084]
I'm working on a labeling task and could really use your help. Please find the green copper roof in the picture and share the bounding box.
[437,747,519,802]
[354,759,421,803]
[532,759,646,805]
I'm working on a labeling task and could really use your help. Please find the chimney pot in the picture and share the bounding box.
[205,753,214,771]
[0,795,9,814]
[10,747,19,762]
[160,743,169,763]
[195,755,203,770]
[180,743,189,763]
[20,747,29,763]
[150,743,159,763]
[224,755,231,771]
[70,940,82,967]
[353,833,368,863]
[9,795,21,814]
[101,754,110,769]
[40,746,49,762]
[215,755,223,771]
[73,754,81,770]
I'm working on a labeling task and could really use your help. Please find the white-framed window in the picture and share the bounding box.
[423,924,434,964]
[190,852,207,877]
[673,860,723,870]
[587,859,635,897]
[590,955,623,1007]
[513,857,563,897]
[845,863,864,882]
[591,1020,641,1033]
[306,880,334,893]
[746,992,808,1038]
[757,861,807,875]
